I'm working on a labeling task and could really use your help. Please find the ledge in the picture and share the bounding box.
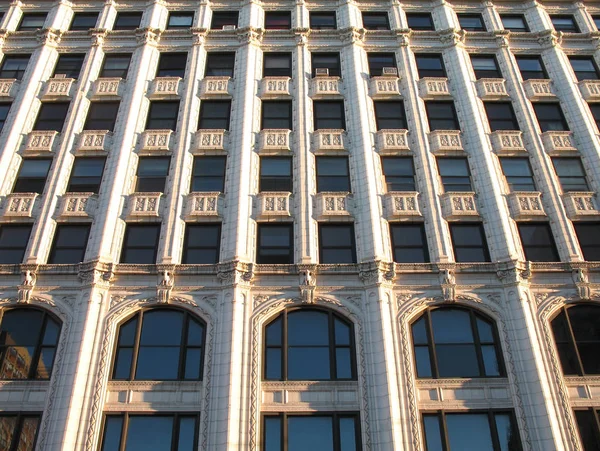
[199,76,232,97]
[0,79,19,99]
[310,76,342,97]
[260,77,291,97]
[475,78,508,99]
[92,77,123,98]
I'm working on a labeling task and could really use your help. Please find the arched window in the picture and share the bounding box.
[0,308,61,380]
[411,307,504,378]
[111,308,206,381]
[551,304,600,375]
[263,308,356,381]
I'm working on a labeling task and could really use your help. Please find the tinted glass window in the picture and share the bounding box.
[84,102,119,131]
[211,11,239,29]
[574,223,600,261]
[382,157,415,191]
[450,224,490,262]
[374,101,407,130]
[0,55,30,80]
[425,101,459,130]
[391,223,429,263]
[0,414,40,451]
[205,53,235,77]
[146,101,179,130]
[265,12,291,29]
[156,53,187,78]
[67,157,106,193]
[518,223,559,262]
[18,13,46,31]
[501,15,529,32]
[199,100,231,130]
[12,159,52,193]
[33,103,70,132]
[312,53,341,77]
[257,224,293,264]
[470,55,501,79]
[437,158,472,192]
[367,53,396,77]
[263,53,292,77]
[406,13,434,30]
[362,12,389,30]
[595,16,600,30]
[260,157,292,192]
[53,54,85,79]
[499,158,536,191]
[533,103,568,131]
[516,56,547,80]
[551,15,579,33]
[0,103,9,131]
[310,12,337,29]
[590,103,600,130]
[314,101,345,129]
[183,224,221,264]
[484,102,519,131]
[191,156,226,192]
[135,157,170,192]
[574,410,600,451]
[316,157,350,192]
[319,224,356,264]
[100,54,131,78]
[167,12,194,29]
[458,14,485,31]
[415,54,446,78]
[262,101,292,130]
[552,158,589,191]
[48,225,90,264]
[120,224,160,264]
[569,57,599,81]
[113,12,142,30]
[0,225,32,264]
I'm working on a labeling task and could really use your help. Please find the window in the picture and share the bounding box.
[69,12,98,31]
[406,12,434,30]
[422,411,522,451]
[374,101,407,130]
[199,100,231,130]
[265,11,291,29]
[458,13,486,31]
[470,55,502,79]
[146,101,179,130]
[257,224,293,264]
[0,225,32,264]
[437,158,472,192]
[390,223,429,263]
[0,55,30,80]
[415,54,446,78]
[574,409,600,451]
[12,159,51,193]
[499,158,536,191]
[551,304,600,375]
[53,54,85,79]
[135,157,170,192]
[33,102,70,132]
[263,53,292,77]
[362,12,390,30]
[84,102,119,131]
[120,224,161,264]
[263,413,360,451]
[412,307,503,378]
[156,52,187,78]
[367,53,397,77]
[314,100,345,130]
[310,11,337,30]
[260,157,293,192]
[113,12,142,30]
[425,101,460,130]
[316,157,351,192]
[167,11,194,29]
[100,54,131,78]
[552,158,589,192]
[205,53,235,77]
[595,16,600,30]
[500,14,529,32]
[382,157,415,191]
[319,224,356,264]
[101,414,199,451]
[484,102,519,131]
[67,157,106,193]
[183,224,221,264]
[0,308,61,379]
[450,224,490,262]
[518,223,559,262]
[533,103,568,131]
[551,15,579,33]
[264,308,355,380]
[569,57,599,81]
[112,309,205,380]
[262,101,292,129]
[48,224,90,264]
[0,413,40,451]
[589,103,600,130]
[516,55,547,80]
[574,223,600,261]
[211,11,238,29]
[191,156,226,192]
[0,103,11,131]
[311,52,341,77]
[18,13,46,31]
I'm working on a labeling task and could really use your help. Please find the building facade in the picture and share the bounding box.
[0,0,599,450]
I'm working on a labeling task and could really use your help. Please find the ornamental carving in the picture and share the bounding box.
[217,261,254,286]
[358,261,395,286]
[18,269,37,303]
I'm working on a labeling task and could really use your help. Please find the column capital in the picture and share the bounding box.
[294,28,310,45]
[217,261,255,287]
[395,29,411,46]
[236,27,263,46]
[36,28,62,47]
[340,27,365,46]
[537,30,562,49]
[358,260,395,287]
[90,28,108,46]
[439,28,465,48]
[496,261,532,285]
[191,27,208,45]
[494,30,510,48]
[78,261,115,289]
[135,27,162,46]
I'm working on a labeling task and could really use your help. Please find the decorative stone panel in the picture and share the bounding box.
[2,193,37,217]
[441,192,478,218]
[310,77,341,97]
[384,192,421,218]
[93,78,122,98]
[369,76,401,97]
[42,77,75,99]
[562,192,600,218]
[508,192,545,219]
[25,131,58,153]
[429,130,462,152]
[148,77,181,98]
[58,193,96,217]
[199,77,231,97]
[315,192,351,218]
[376,129,410,153]
[541,131,576,153]
[186,192,221,217]
[261,381,359,410]
[523,79,555,100]
[126,193,162,217]
[140,130,172,151]
[313,130,346,152]
[418,78,450,99]
[578,80,600,101]
[476,78,508,99]
[195,130,227,151]
[105,381,204,410]
[0,79,19,99]
[260,77,291,97]
[490,131,526,153]
[259,130,291,152]
[258,192,291,217]
[78,130,110,152]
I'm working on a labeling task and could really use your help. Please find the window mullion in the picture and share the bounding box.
[30,314,47,379]
[179,314,189,379]
[470,311,486,377]
[440,411,450,451]
[120,414,129,451]
[488,411,502,451]
[564,308,585,375]
[283,311,288,380]
[329,312,336,379]
[130,313,144,380]
[426,311,439,378]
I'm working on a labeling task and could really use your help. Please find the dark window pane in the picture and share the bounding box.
[589,103,600,130]
[0,226,32,264]
[113,12,142,30]
[391,224,429,263]
[262,101,292,129]
[501,15,529,32]
[18,13,46,31]
[425,101,459,130]
[120,224,160,264]
[288,417,334,451]
[100,54,131,78]
[362,12,389,30]
[471,55,501,79]
[67,157,106,193]
[0,55,30,80]
[316,157,350,192]
[156,53,187,78]
[167,12,194,29]
[552,158,589,191]
[84,102,119,131]
[312,53,341,77]
[494,412,522,451]
[136,157,170,192]
[70,13,99,31]
[264,417,282,451]
[574,223,600,261]
[101,416,124,451]
[178,417,197,451]
[534,103,568,132]
[437,157,472,192]
[382,157,415,191]
[191,156,226,192]
[33,103,70,132]
[407,13,434,30]
[415,54,446,78]
[53,54,85,79]
[367,53,396,77]
[446,414,494,451]
[48,225,90,264]
[125,416,174,451]
[484,102,519,131]
[314,101,345,130]
[264,53,292,77]
[265,12,291,30]
[458,14,485,31]
[595,16,600,30]
[339,417,358,451]
[310,12,336,30]
[518,223,559,262]
[12,159,52,193]
[499,158,536,191]
[516,56,547,80]
[0,103,10,131]
[422,415,444,451]
[205,53,235,77]
[199,100,231,130]
[183,224,221,264]
[257,224,293,264]
[551,15,579,33]
[260,157,292,192]
[146,101,179,130]
[374,101,407,130]
[568,306,600,374]
[569,57,599,81]
[319,224,356,264]
[211,11,239,29]
[574,410,600,451]
[450,224,490,262]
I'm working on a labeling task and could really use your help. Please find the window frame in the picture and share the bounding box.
[574,222,600,261]
[500,14,529,32]
[309,11,337,30]
[17,13,47,31]
[406,12,435,31]
[313,100,346,130]
[198,100,231,130]
[190,156,227,193]
[263,52,292,78]
[12,158,52,194]
[516,55,548,80]
[316,156,351,193]
[182,224,221,265]
[437,157,473,192]
[457,13,486,31]
[135,156,171,193]
[120,223,161,264]
[33,102,70,132]
[318,223,357,264]
[99,54,132,79]
[533,103,569,132]
[0,102,9,131]
[499,157,536,192]
[550,15,580,33]
[381,156,416,192]
[156,52,188,78]
[0,55,31,80]
[415,53,447,78]
[0,225,32,264]
[484,102,520,132]
[569,56,600,81]
[259,156,293,192]
[367,52,397,77]
[166,11,194,29]
[574,408,600,450]
[551,157,589,192]
[112,12,143,31]
[449,223,491,263]
[261,100,293,130]
[470,54,502,79]
[362,12,390,30]
[210,11,239,29]
[53,53,86,79]
[311,52,341,78]
[145,101,180,131]
[69,12,99,31]
[67,157,106,194]
[48,224,91,264]
[390,223,430,263]
[373,100,408,130]
[517,222,560,262]
[256,223,294,265]
[84,101,120,131]
[425,101,460,131]
[264,11,292,30]
[205,52,235,78]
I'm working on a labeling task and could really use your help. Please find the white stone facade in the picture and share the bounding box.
[0,0,599,450]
